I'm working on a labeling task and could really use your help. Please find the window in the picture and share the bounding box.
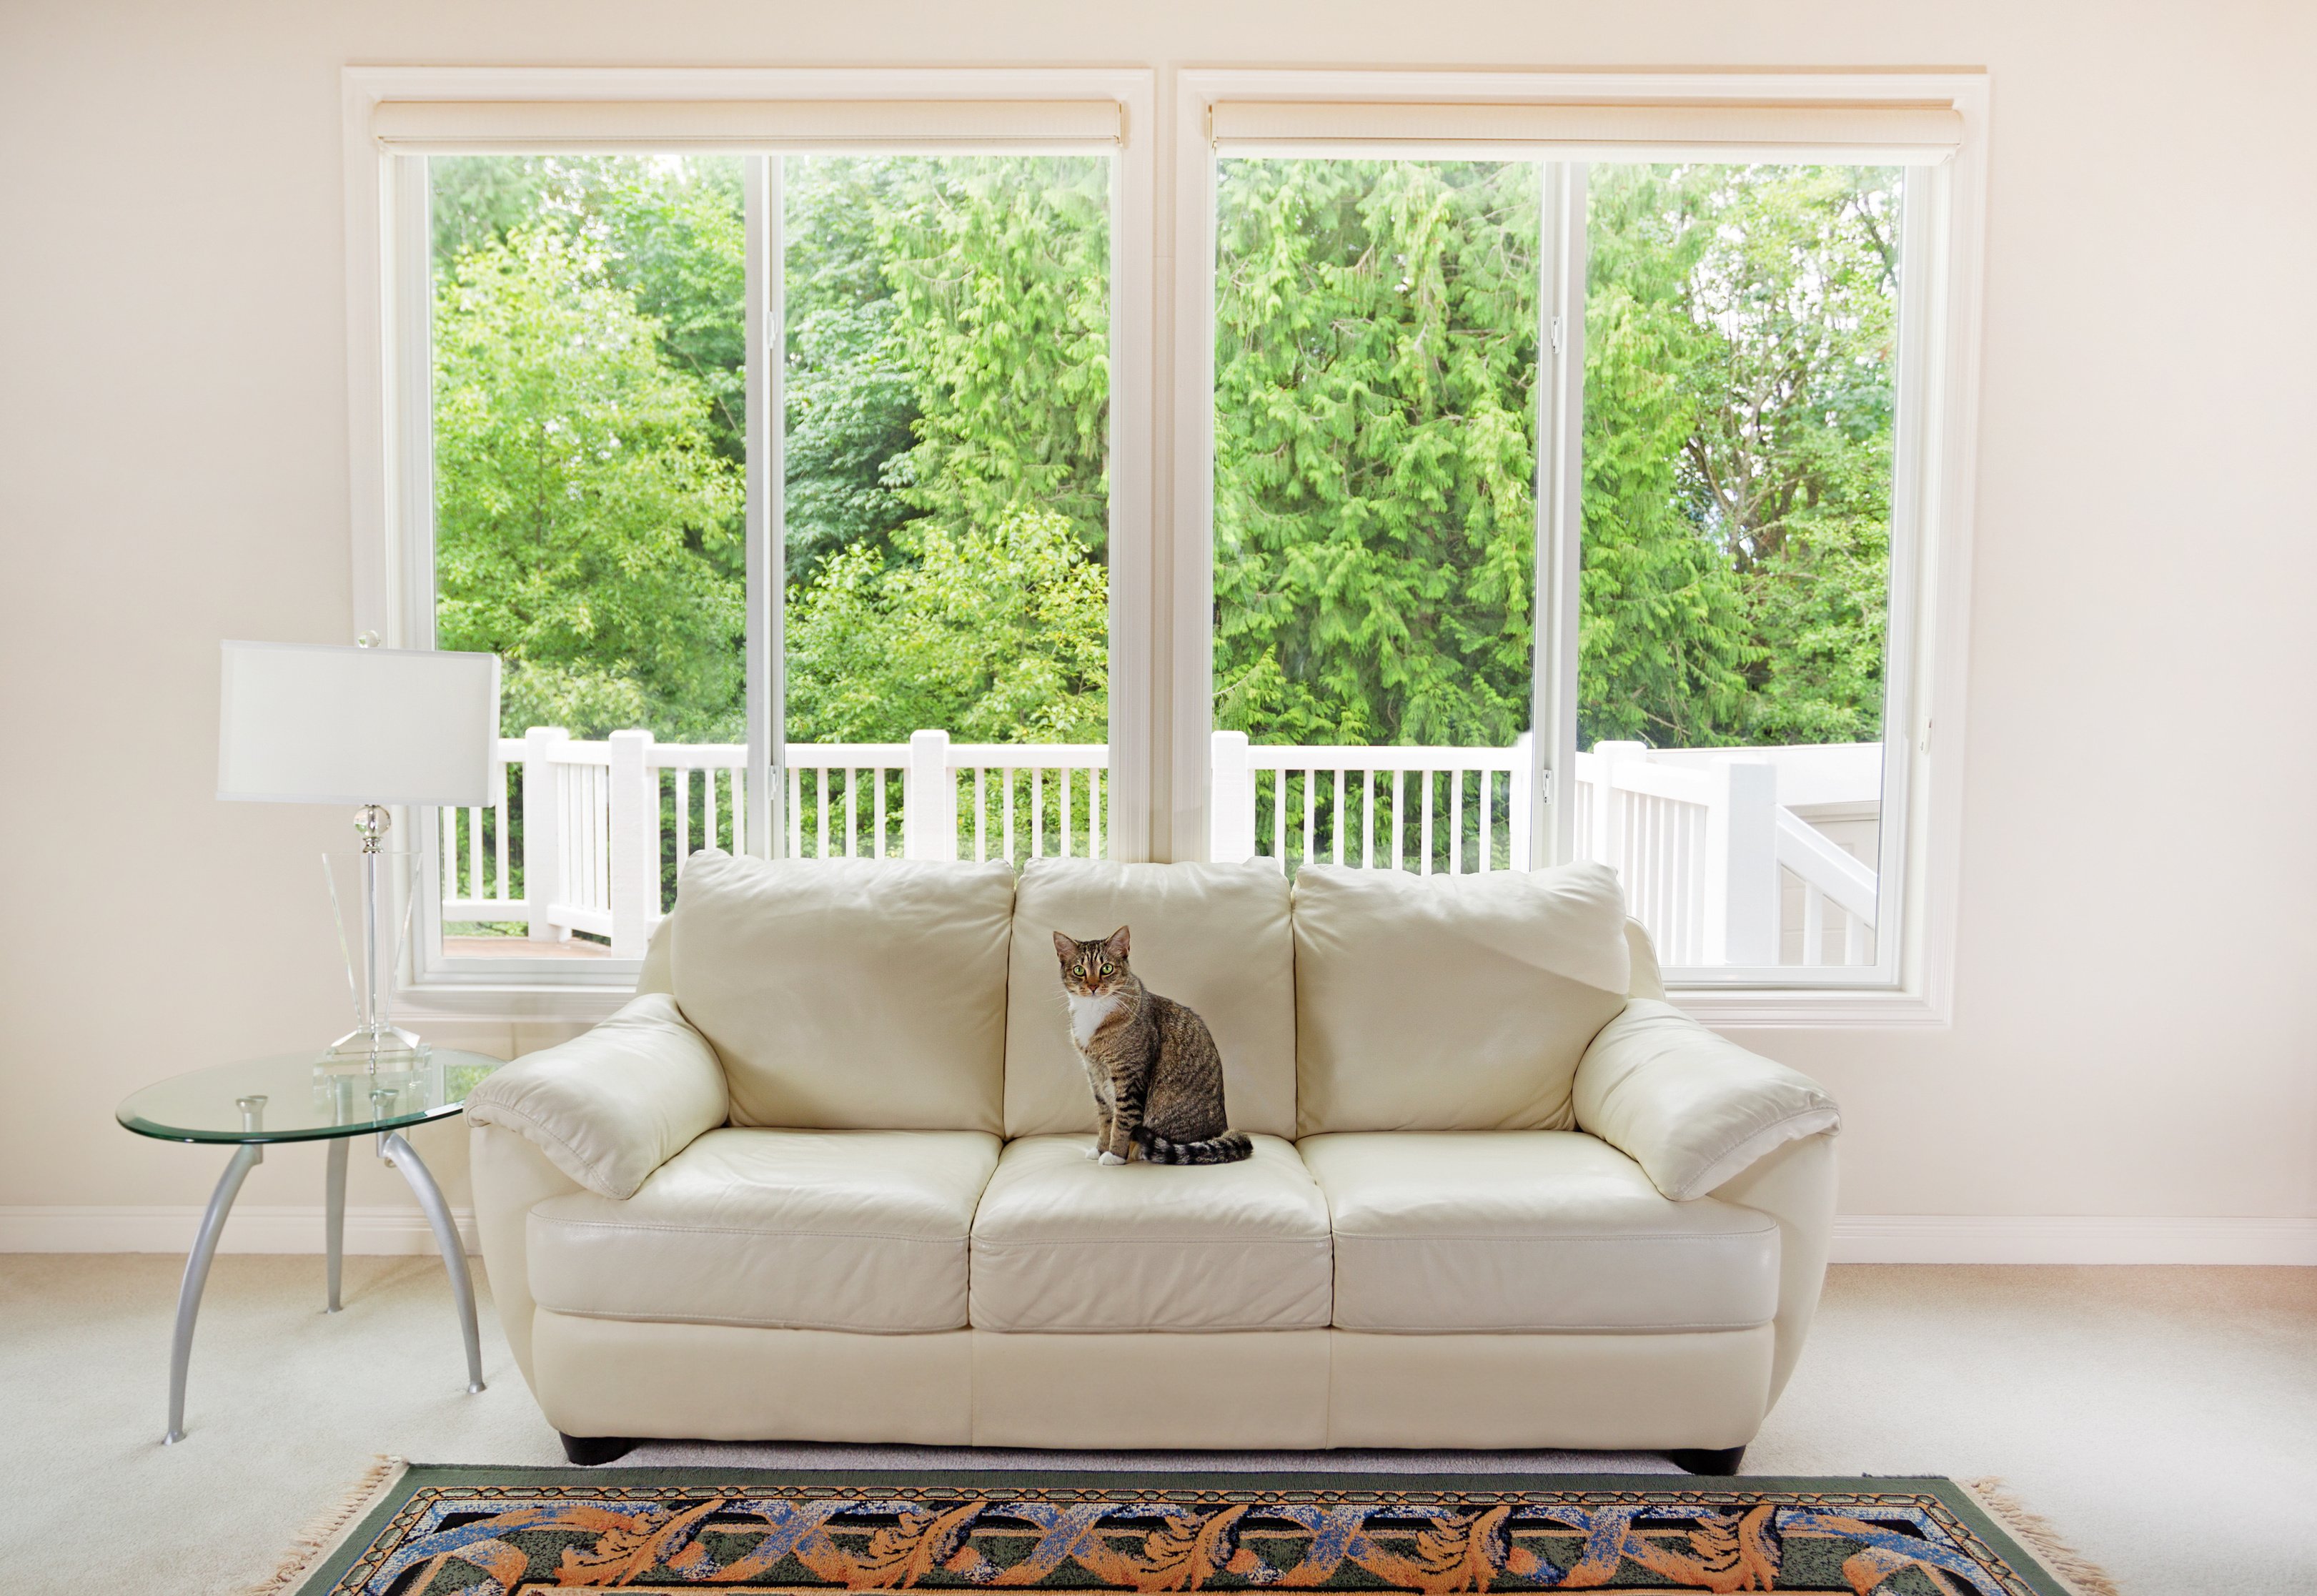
[1175,77,1983,1018]
[348,79,1149,996]
[779,154,1113,870]
[1201,151,1906,983]
[345,69,1981,1020]
[1209,157,1547,876]
[427,154,750,966]
[1575,162,1905,978]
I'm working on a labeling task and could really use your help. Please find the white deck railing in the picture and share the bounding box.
[440,728,1877,967]
[1567,740,1878,967]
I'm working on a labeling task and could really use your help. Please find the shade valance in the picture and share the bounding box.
[372,98,1125,154]
[1207,99,1963,165]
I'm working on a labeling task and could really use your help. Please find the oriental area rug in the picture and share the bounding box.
[277,1466,2111,1596]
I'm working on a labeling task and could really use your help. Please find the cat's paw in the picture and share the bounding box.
[1097,1151,1126,1166]
[1083,1145,1104,1161]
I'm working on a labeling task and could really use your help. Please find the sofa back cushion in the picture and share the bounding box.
[1003,858,1297,1139]
[1291,862,1631,1134]
[670,850,1013,1133]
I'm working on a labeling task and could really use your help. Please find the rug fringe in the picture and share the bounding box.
[242,1454,407,1596]
[1960,1476,2120,1596]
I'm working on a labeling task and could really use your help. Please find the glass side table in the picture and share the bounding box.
[116,1049,503,1443]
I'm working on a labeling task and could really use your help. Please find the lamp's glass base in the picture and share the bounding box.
[315,1028,430,1077]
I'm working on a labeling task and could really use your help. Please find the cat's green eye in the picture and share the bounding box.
[1099,961,1113,975]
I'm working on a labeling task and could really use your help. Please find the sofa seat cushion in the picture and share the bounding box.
[526,1127,1001,1333]
[1297,1131,1780,1333]
[969,1134,1333,1332]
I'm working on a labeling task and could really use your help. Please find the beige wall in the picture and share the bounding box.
[2,1,2313,1239]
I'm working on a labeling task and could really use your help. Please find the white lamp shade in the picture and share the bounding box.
[218,641,501,807]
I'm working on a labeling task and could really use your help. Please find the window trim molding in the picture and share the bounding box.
[341,65,1158,1019]
[1169,68,1990,1027]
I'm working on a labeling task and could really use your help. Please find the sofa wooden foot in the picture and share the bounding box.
[1668,1445,1747,1476]
[560,1432,637,1466]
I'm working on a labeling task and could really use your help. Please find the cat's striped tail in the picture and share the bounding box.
[1133,1126,1254,1164]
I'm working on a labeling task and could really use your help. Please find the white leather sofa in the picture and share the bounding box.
[466,851,1840,1471]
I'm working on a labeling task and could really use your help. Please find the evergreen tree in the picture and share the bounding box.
[1211,159,1543,747]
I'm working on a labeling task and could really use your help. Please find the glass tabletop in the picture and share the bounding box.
[116,1049,505,1144]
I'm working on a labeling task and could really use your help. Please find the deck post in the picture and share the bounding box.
[1209,730,1254,862]
[606,729,655,958]
[904,730,956,861]
[1702,756,1779,966]
[1509,731,1533,871]
[522,726,570,943]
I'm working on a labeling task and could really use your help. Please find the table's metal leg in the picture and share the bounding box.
[165,1142,262,1444]
[380,1130,485,1394]
[324,1137,347,1313]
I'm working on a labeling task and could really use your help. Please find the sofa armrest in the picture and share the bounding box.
[470,1123,582,1385]
[1574,999,1840,1201]
[1709,1129,1836,1407]
[465,992,727,1199]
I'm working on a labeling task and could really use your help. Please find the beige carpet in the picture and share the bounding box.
[1,1256,2311,1595]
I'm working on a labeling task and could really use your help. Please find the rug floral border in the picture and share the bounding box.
[297,1467,2073,1596]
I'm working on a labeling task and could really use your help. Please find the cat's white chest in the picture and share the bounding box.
[1066,993,1121,1050]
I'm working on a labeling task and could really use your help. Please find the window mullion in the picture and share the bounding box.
[745,154,783,859]
[1531,161,1587,870]
[395,152,452,981]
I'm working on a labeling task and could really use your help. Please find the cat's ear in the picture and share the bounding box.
[1052,931,1078,964]
[1103,925,1131,960]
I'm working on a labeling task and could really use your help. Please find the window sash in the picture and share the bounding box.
[1181,91,1964,998]
[378,91,1150,991]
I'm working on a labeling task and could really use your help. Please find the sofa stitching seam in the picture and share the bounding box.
[1336,1318,1774,1333]
[971,1235,1332,1248]
[539,1306,966,1333]
[1331,1229,1775,1243]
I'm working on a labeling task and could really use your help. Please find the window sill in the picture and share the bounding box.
[1667,983,1950,1030]
[398,970,643,1026]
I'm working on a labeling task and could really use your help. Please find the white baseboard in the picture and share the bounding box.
[1831,1214,2317,1265]
[0,1204,479,1257]
[5,1207,2311,1265]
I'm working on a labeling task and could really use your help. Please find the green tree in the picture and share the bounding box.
[873,157,1112,550]
[1672,166,1899,743]
[1212,159,1542,747]
[433,225,743,740]
[1578,167,1758,746]
[434,157,748,473]
[782,157,922,580]
[778,157,1113,746]
[783,507,1106,743]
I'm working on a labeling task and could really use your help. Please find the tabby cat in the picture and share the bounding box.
[1053,926,1253,1165]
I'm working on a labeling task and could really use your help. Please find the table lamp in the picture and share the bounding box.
[217,638,500,1065]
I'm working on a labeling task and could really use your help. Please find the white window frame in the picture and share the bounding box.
[341,66,1157,1020]
[1171,70,1989,1026]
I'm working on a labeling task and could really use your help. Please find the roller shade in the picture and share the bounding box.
[372,98,1125,154]
[1208,100,1963,165]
